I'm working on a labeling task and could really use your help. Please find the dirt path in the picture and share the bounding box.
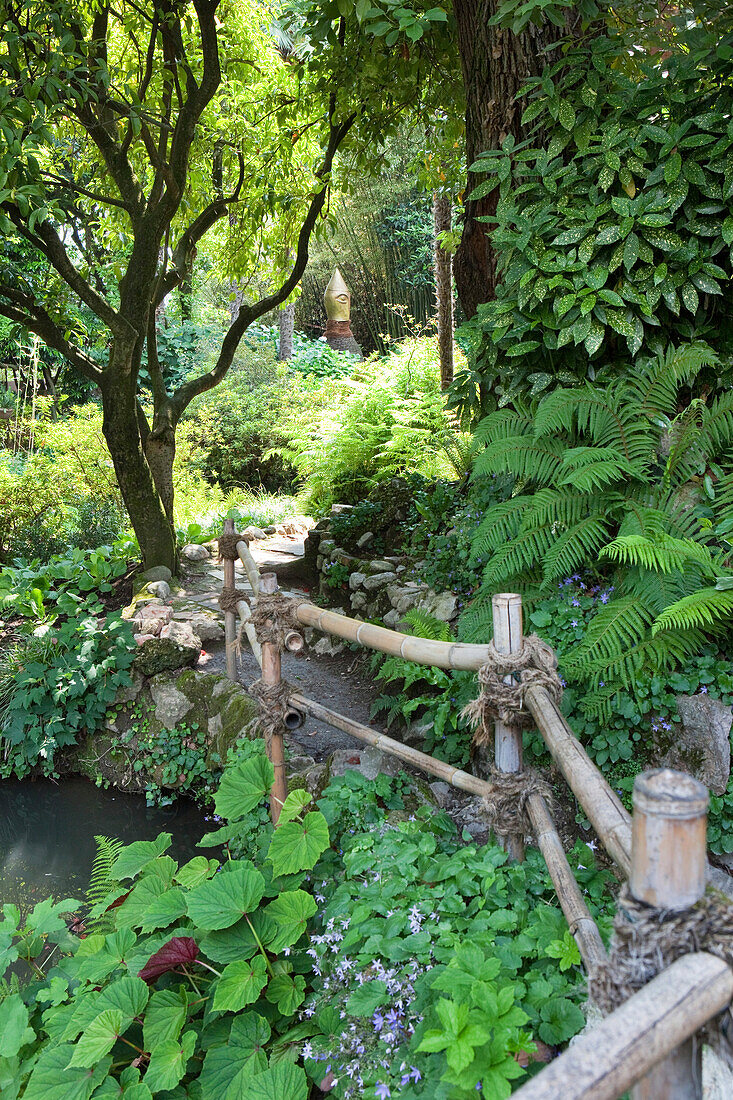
[171,536,379,760]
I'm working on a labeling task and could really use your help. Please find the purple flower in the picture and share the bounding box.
[700,685,709,694]
[571,598,581,607]
[600,592,610,604]
[375,1084,391,1099]
[571,619,579,628]
[372,1012,384,1033]
[410,1067,422,1082]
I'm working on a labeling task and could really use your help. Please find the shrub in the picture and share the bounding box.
[246,323,358,377]
[282,336,466,509]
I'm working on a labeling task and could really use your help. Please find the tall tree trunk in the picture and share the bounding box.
[452,0,570,319]
[100,345,177,573]
[179,269,193,321]
[278,301,296,360]
[433,193,454,390]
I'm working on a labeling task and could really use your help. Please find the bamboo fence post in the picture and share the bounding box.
[260,571,288,823]
[491,593,525,860]
[222,518,238,683]
[629,768,710,1100]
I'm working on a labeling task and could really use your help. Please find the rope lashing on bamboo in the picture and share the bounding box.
[481,766,554,839]
[591,885,733,1065]
[249,592,308,648]
[247,677,293,750]
[218,586,249,614]
[217,531,251,561]
[463,634,563,746]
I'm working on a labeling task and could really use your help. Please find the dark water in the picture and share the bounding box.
[0,778,208,916]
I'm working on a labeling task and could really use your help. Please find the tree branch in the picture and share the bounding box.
[0,289,102,383]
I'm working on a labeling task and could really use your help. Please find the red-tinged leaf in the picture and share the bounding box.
[105,890,131,912]
[319,1070,336,1091]
[138,937,199,982]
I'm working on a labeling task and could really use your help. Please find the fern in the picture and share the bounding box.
[541,515,611,584]
[557,446,645,491]
[629,342,715,421]
[600,535,717,576]
[472,434,565,485]
[651,587,733,634]
[403,608,451,642]
[85,835,123,932]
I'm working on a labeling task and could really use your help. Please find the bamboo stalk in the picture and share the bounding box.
[524,683,632,876]
[629,769,710,1100]
[260,572,287,823]
[525,791,607,973]
[236,599,262,667]
[492,593,524,861]
[511,953,733,1100]
[294,603,493,670]
[236,539,261,593]
[290,691,605,974]
[222,519,237,683]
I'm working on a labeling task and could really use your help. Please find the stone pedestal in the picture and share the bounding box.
[324,318,363,359]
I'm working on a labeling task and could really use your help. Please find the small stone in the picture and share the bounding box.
[664,693,732,795]
[133,621,201,676]
[146,580,171,600]
[429,781,453,808]
[181,544,210,562]
[313,635,346,657]
[368,560,394,573]
[329,747,398,781]
[356,531,374,549]
[316,555,324,570]
[241,525,267,541]
[330,504,354,514]
[421,590,458,621]
[264,525,277,535]
[349,572,367,590]
[134,633,156,646]
[189,613,225,643]
[362,571,398,591]
[383,609,401,628]
[150,679,193,728]
[350,591,368,610]
[141,565,173,584]
[318,539,336,556]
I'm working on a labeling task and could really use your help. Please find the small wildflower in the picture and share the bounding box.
[375,1083,391,1098]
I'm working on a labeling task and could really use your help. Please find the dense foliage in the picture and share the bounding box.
[452,14,733,415]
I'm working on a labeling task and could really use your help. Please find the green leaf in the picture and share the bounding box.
[664,152,682,183]
[0,994,35,1057]
[263,890,317,952]
[212,956,269,1012]
[277,789,312,825]
[175,856,216,889]
[558,99,576,131]
[67,1010,125,1068]
[623,232,639,270]
[111,836,172,880]
[198,1014,270,1100]
[199,912,277,963]
[538,997,586,1045]
[267,812,329,876]
[186,864,265,930]
[96,976,149,1021]
[346,979,388,1017]
[140,886,186,932]
[215,757,274,820]
[265,972,306,1015]
[246,1063,308,1100]
[142,988,187,1050]
[24,1044,111,1100]
[680,283,699,314]
[143,1031,195,1093]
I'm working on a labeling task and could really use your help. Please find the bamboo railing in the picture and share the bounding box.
[219,525,732,1099]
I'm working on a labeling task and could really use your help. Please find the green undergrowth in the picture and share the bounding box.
[0,751,616,1099]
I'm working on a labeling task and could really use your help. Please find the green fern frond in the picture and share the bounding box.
[472,435,565,485]
[600,535,717,576]
[541,515,611,584]
[481,519,557,587]
[472,404,535,445]
[629,342,713,420]
[85,835,123,931]
[522,488,614,529]
[696,390,733,457]
[471,496,528,560]
[663,402,706,489]
[619,566,697,616]
[558,446,646,491]
[403,608,452,642]
[651,587,733,634]
[564,597,655,668]
[573,629,707,697]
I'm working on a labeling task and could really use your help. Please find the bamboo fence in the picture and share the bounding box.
[218,528,732,1099]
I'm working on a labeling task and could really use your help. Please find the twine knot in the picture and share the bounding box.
[480,766,554,840]
[463,634,563,746]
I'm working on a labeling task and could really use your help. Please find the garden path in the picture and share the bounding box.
[167,534,376,761]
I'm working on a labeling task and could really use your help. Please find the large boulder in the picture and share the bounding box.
[181,543,210,562]
[133,620,202,676]
[662,693,732,795]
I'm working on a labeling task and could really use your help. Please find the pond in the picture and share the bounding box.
[0,777,209,917]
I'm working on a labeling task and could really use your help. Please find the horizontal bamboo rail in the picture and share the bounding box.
[289,691,605,973]
[524,684,632,877]
[294,603,494,670]
[511,953,733,1100]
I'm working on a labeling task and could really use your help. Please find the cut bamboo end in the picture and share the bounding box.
[491,592,524,861]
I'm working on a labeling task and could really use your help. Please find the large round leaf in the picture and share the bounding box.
[267,813,329,877]
[212,956,268,1012]
[186,865,265,931]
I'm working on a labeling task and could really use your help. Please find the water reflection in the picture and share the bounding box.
[0,778,207,917]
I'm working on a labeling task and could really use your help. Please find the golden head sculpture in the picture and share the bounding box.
[324,268,351,322]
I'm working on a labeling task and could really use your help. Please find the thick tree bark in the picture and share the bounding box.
[452,1,571,319]
[100,342,177,574]
[278,302,296,360]
[433,193,454,389]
